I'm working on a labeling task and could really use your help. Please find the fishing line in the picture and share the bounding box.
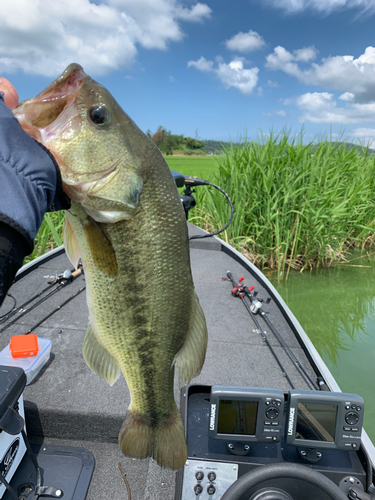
[226,271,295,389]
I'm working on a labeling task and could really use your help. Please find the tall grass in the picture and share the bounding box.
[31,131,375,280]
[26,212,65,263]
[190,131,375,279]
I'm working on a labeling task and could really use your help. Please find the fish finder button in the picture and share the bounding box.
[345,412,359,426]
[265,407,279,419]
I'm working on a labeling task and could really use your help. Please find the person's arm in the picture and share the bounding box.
[0,222,27,304]
[0,80,69,305]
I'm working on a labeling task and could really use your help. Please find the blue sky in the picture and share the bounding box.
[1,0,375,144]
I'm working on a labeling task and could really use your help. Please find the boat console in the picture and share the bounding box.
[176,385,369,500]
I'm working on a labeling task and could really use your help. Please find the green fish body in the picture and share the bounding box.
[15,64,207,470]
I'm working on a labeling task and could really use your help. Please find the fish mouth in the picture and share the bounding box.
[16,64,86,130]
[15,64,139,218]
[15,64,97,203]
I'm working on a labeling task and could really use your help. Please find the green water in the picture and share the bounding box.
[270,255,375,442]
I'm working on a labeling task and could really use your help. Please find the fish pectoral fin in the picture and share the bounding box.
[83,217,118,277]
[63,218,80,269]
[83,322,120,386]
[175,291,208,389]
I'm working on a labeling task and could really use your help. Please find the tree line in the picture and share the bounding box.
[146,126,229,155]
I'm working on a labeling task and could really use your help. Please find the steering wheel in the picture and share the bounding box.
[221,462,349,500]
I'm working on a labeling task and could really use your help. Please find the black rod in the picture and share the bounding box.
[227,271,295,389]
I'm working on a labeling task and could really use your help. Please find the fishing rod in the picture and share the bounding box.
[258,308,318,390]
[230,273,318,391]
[23,284,86,335]
[226,271,295,389]
[0,282,58,324]
[0,268,83,335]
[0,271,71,324]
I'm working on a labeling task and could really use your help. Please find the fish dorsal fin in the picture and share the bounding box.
[63,218,80,269]
[175,291,208,389]
[83,322,120,386]
[83,218,118,277]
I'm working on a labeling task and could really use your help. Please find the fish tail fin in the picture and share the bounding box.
[175,291,208,388]
[119,407,187,470]
[119,410,154,460]
[153,410,187,470]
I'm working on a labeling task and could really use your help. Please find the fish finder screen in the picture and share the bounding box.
[217,399,258,435]
[296,402,337,442]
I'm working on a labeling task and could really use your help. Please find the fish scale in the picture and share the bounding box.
[15,63,208,470]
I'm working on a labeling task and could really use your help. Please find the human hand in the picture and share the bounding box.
[0,77,19,109]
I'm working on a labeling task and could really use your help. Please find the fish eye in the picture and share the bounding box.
[89,105,110,125]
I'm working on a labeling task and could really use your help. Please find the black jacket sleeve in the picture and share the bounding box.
[0,96,60,250]
[0,95,69,305]
[0,222,27,305]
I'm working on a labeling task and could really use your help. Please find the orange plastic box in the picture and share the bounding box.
[9,334,39,358]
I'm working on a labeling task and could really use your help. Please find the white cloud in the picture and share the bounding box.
[261,0,375,15]
[217,59,259,94]
[0,0,212,77]
[187,56,214,72]
[339,92,355,101]
[275,110,286,116]
[225,30,265,53]
[266,45,375,101]
[188,56,259,95]
[267,79,279,87]
[175,2,212,22]
[351,128,375,145]
[284,91,335,109]
[284,91,375,123]
[293,47,317,62]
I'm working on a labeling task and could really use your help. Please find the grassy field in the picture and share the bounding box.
[164,155,219,180]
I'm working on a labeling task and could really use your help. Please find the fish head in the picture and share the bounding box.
[15,63,146,222]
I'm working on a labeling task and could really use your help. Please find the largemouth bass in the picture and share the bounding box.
[15,64,208,470]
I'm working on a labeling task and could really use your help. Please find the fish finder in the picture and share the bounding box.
[286,390,364,453]
[208,386,284,446]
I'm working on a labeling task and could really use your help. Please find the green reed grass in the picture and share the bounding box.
[26,212,65,263]
[31,130,375,280]
[189,131,375,280]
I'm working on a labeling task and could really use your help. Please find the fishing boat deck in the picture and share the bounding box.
[0,224,357,499]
